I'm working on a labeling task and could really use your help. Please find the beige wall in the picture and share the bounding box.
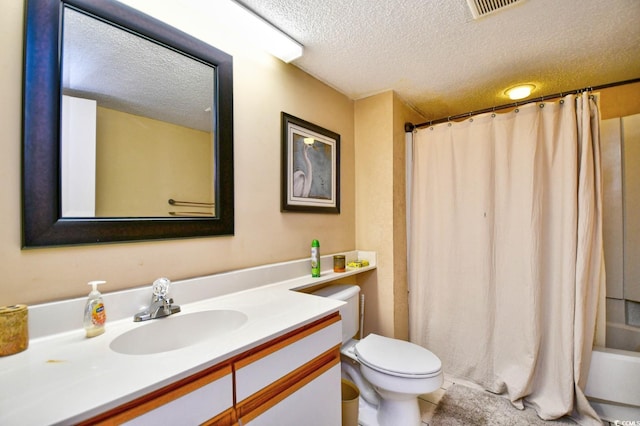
[1,1,355,305]
[354,91,424,339]
[600,82,640,120]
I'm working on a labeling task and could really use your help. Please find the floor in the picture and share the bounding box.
[416,375,612,426]
[418,374,483,425]
[418,375,450,425]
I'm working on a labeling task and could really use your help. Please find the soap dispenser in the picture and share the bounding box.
[84,280,107,338]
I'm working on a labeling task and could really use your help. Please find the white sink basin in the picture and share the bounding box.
[110,309,248,355]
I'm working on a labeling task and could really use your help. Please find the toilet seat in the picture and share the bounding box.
[355,334,442,379]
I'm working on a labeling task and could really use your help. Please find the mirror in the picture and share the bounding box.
[61,7,216,218]
[23,0,234,246]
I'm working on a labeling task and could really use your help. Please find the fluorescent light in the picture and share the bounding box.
[217,0,303,63]
[505,84,536,100]
[117,0,303,63]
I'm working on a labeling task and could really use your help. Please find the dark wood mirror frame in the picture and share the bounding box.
[22,0,234,247]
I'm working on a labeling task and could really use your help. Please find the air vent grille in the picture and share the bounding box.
[466,0,526,19]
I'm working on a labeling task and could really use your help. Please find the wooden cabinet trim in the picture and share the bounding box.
[236,345,341,424]
[78,362,232,426]
[202,407,236,426]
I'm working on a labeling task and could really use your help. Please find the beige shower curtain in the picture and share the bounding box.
[408,93,604,425]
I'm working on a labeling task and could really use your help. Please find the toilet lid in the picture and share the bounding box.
[354,334,442,378]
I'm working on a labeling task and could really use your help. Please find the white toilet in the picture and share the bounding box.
[312,284,443,426]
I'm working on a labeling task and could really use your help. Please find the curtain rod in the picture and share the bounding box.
[405,77,640,132]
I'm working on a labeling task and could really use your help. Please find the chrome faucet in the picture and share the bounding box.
[134,277,181,322]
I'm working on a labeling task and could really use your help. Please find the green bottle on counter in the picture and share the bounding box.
[311,239,320,277]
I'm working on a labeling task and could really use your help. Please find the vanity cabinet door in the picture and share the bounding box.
[234,313,342,426]
[79,363,234,426]
[241,363,341,426]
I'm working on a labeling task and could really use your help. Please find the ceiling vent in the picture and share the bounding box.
[466,0,526,19]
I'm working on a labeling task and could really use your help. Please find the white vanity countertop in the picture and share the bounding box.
[0,251,375,425]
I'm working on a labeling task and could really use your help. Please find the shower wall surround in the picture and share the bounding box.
[602,113,640,337]
[600,81,640,357]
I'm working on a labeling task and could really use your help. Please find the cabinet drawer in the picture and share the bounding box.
[242,363,341,426]
[235,315,342,403]
[123,372,233,425]
[80,363,233,426]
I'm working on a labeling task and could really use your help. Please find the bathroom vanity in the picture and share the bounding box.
[0,251,375,425]
[81,313,341,425]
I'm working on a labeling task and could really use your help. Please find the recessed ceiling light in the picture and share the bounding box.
[505,84,536,100]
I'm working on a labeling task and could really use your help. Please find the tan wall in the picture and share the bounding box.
[354,91,424,339]
[600,82,640,119]
[1,1,355,305]
[392,94,426,339]
[96,107,213,217]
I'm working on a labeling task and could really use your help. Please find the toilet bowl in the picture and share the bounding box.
[312,284,443,426]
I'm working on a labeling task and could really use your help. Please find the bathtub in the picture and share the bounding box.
[585,345,640,422]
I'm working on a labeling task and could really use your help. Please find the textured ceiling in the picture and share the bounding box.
[90,0,640,127]
[239,0,640,122]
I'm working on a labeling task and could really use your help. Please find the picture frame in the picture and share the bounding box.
[281,112,340,213]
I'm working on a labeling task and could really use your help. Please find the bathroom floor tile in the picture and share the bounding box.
[420,386,446,405]
[419,397,437,425]
[419,374,488,425]
[419,374,456,424]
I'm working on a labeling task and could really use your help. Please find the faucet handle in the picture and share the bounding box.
[152,277,171,298]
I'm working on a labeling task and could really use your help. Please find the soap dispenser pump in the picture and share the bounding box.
[84,280,106,338]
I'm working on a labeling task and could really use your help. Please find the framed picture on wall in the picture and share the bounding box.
[281,112,340,213]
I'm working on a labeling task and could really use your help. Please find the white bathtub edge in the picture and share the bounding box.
[586,347,640,421]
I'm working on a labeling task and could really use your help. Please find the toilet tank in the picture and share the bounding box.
[312,284,360,344]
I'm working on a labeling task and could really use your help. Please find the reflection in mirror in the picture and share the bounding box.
[22,0,234,247]
[61,7,215,218]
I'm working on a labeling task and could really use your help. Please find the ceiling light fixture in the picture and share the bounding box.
[118,0,303,63]
[505,84,536,100]
[217,0,303,63]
